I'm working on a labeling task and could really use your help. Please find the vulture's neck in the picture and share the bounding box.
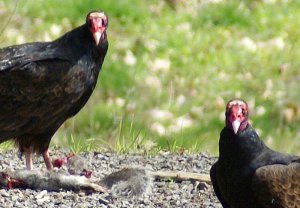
[219,124,267,166]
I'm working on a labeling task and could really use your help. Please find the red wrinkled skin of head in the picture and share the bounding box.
[88,16,106,33]
[86,11,108,44]
[225,99,248,134]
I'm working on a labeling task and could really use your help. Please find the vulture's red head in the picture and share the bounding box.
[86,11,108,45]
[225,99,248,134]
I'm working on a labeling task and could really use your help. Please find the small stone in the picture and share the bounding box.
[98,197,109,205]
[78,192,85,197]
[36,196,50,205]
[156,181,165,187]
[35,190,47,199]
[0,191,10,197]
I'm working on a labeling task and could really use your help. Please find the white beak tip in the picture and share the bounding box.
[93,31,102,45]
[232,120,240,134]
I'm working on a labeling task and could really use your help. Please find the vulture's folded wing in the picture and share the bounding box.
[0,43,79,138]
[252,163,300,208]
[210,163,231,208]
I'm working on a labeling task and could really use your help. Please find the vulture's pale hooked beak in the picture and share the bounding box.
[232,120,240,134]
[93,31,102,45]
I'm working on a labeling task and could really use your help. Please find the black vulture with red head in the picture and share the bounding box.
[210,98,300,208]
[0,11,108,170]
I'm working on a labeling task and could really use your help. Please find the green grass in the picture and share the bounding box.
[1,0,300,155]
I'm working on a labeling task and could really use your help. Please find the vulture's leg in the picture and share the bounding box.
[23,147,33,170]
[42,149,53,170]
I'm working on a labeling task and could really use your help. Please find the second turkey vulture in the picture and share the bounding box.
[0,11,108,170]
[210,98,300,208]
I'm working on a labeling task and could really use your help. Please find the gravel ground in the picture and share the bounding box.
[0,149,222,208]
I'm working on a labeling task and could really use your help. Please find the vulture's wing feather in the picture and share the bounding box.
[252,163,300,208]
[0,46,82,139]
[0,42,60,71]
[210,163,231,208]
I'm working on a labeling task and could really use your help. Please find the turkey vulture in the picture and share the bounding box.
[0,11,108,170]
[210,98,300,208]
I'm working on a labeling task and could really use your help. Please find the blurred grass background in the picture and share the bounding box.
[0,0,300,155]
